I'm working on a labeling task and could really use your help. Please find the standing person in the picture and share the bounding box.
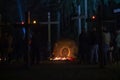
[90,27,99,64]
[14,28,24,63]
[114,29,120,64]
[31,29,40,65]
[0,31,2,61]
[102,27,111,65]
[108,41,114,64]
[7,34,14,64]
[0,32,9,63]
[78,28,88,64]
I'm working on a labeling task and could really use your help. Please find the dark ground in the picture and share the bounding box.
[0,61,120,80]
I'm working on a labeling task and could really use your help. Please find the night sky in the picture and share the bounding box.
[0,0,53,23]
[0,0,120,23]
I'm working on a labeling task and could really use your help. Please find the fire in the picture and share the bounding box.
[54,57,67,60]
[50,39,78,61]
[60,47,70,57]
[52,57,74,61]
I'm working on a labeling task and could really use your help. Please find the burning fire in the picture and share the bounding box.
[50,39,78,61]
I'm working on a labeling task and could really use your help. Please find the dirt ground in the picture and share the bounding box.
[0,61,120,80]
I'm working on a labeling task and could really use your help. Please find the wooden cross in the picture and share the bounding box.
[72,5,85,37]
[39,12,60,52]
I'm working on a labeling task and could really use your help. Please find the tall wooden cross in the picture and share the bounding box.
[71,0,88,36]
[0,14,1,24]
[84,0,88,32]
[72,5,85,37]
[0,14,1,38]
[39,12,60,52]
[25,11,31,67]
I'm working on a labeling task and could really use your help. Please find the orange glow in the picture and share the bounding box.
[50,39,78,61]
[51,57,74,61]
[60,47,70,58]
[52,57,70,60]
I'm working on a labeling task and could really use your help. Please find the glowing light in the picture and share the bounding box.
[60,47,70,58]
[50,39,78,61]
[21,21,24,25]
[51,57,74,61]
[50,58,53,60]
[33,20,37,24]
[92,16,96,19]
[52,57,68,60]
[0,58,2,61]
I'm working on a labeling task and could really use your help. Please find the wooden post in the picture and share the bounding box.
[84,0,88,32]
[0,14,1,38]
[78,5,81,37]
[71,5,84,39]
[57,11,60,39]
[0,14,1,24]
[39,12,59,53]
[25,11,31,67]
[97,2,104,68]
[48,12,51,53]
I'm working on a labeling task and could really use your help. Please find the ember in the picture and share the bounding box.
[50,39,78,61]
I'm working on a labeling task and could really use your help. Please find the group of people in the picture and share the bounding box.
[0,26,120,65]
[0,27,48,65]
[78,26,120,65]
[0,32,14,63]
[0,28,26,64]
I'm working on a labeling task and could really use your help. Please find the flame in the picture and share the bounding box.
[60,47,70,57]
[50,57,69,60]
[50,39,78,61]
[54,57,67,60]
[50,57,75,61]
